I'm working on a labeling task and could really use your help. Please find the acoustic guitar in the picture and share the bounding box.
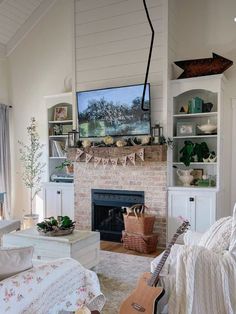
[119,220,190,314]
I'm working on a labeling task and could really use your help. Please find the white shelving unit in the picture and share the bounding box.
[42,92,75,220]
[167,74,231,241]
[44,92,73,182]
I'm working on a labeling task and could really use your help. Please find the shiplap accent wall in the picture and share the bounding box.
[75,0,166,127]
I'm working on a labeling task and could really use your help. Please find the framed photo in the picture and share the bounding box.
[191,168,203,185]
[177,121,196,136]
[54,106,68,121]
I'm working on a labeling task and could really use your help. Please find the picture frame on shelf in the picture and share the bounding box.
[62,124,73,135]
[177,121,196,136]
[191,168,203,185]
[54,106,68,121]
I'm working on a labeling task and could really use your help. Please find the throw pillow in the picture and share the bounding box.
[0,246,34,281]
[199,216,232,252]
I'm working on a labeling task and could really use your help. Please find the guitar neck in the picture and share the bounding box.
[148,233,179,287]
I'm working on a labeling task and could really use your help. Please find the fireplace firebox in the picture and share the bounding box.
[92,189,144,242]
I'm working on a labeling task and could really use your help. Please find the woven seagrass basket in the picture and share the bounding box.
[123,204,155,235]
[122,231,158,253]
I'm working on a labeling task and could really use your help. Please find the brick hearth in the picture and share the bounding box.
[69,146,167,248]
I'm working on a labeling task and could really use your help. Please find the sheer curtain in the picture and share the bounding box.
[0,104,11,218]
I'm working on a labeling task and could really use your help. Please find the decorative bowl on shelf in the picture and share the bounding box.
[37,216,76,237]
[197,119,217,134]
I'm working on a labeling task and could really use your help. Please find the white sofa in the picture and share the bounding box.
[151,205,236,314]
[0,257,105,314]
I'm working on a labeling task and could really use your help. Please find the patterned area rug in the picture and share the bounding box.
[94,250,153,314]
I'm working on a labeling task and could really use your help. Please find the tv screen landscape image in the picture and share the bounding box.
[77,84,150,138]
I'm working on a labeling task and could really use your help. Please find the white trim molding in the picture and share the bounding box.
[6,0,57,56]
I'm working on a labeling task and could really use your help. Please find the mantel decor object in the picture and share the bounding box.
[151,124,163,144]
[68,129,79,148]
[174,53,233,79]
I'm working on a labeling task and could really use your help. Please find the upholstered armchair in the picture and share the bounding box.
[151,205,236,314]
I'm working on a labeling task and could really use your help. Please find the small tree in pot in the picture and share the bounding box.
[19,117,46,228]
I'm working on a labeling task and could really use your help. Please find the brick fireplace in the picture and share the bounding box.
[68,145,167,248]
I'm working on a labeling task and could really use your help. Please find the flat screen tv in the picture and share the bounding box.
[77,83,151,138]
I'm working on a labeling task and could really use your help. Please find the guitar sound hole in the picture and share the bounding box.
[131,302,145,312]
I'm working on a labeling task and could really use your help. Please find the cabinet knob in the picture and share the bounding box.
[57,190,61,194]
[189,197,194,202]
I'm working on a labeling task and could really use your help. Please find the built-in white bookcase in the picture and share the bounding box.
[44,92,73,182]
[167,74,231,241]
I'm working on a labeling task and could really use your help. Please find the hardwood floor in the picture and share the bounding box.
[100,240,163,258]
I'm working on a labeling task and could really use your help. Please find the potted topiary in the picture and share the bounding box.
[18,118,46,229]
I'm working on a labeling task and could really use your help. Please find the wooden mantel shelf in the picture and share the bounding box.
[67,145,167,163]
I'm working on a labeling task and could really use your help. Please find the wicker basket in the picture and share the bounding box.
[122,231,158,253]
[123,204,155,235]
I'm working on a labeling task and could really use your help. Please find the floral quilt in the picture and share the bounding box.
[0,258,105,314]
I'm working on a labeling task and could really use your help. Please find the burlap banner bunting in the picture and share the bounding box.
[74,148,144,168]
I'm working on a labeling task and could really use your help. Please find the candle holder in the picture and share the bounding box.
[151,124,163,144]
[68,129,79,148]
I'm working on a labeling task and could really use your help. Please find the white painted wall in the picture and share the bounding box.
[173,0,236,213]
[0,58,9,104]
[75,0,166,128]
[8,0,73,219]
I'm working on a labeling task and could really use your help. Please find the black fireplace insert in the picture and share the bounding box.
[92,189,144,242]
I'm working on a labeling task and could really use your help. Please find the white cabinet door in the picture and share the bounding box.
[61,186,74,219]
[43,184,74,219]
[193,192,216,233]
[44,186,62,218]
[168,190,216,242]
[168,192,191,242]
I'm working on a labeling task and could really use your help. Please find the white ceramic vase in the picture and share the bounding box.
[177,169,194,186]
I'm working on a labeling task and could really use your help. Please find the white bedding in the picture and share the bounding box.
[0,258,105,314]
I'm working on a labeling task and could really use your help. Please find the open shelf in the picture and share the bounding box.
[173,135,217,139]
[48,120,73,124]
[173,112,217,119]
[173,162,217,165]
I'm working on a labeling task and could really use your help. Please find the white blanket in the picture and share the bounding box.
[168,246,236,314]
[0,258,105,314]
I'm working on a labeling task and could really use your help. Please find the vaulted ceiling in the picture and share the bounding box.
[0,0,56,57]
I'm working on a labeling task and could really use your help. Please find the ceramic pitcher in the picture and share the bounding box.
[177,169,194,186]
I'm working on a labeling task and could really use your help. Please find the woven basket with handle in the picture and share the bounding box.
[122,231,158,253]
[123,204,155,235]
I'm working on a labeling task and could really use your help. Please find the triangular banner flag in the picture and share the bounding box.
[94,156,101,168]
[119,156,127,167]
[85,153,93,163]
[102,158,109,168]
[110,158,118,169]
[75,148,84,161]
[128,153,136,165]
[137,148,145,161]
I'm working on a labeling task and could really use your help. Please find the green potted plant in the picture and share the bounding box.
[179,141,210,166]
[37,216,76,236]
[55,160,74,174]
[19,117,46,228]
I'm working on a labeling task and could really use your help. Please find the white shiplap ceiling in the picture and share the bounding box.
[0,0,57,57]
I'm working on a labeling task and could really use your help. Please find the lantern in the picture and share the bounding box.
[151,124,163,144]
[68,129,79,148]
